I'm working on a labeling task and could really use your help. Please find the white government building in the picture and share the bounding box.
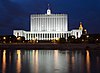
[13,7,83,40]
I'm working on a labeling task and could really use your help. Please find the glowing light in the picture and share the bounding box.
[96,39,98,41]
[86,35,89,38]
[84,29,87,32]
[72,36,74,39]
[56,38,60,41]
[32,38,35,40]
[3,37,6,40]
[82,39,84,42]
[17,37,21,40]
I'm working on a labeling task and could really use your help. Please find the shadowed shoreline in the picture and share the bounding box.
[0,43,100,50]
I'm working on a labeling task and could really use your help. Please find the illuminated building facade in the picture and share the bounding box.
[13,7,82,40]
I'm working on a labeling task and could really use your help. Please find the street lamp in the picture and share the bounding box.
[17,37,21,41]
[3,37,6,43]
[3,37,6,40]
[86,35,89,38]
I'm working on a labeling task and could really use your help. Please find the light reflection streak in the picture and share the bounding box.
[34,50,38,73]
[9,52,11,64]
[71,52,75,71]
[65,51,70,72]
[2,50,6,73]
[66,51,70,63]
[33,50,35,58]
[96,57,99,65]
[72,52,75,64]
[54,50,59,69]
[86,50,90,73]
[16,50,21,73]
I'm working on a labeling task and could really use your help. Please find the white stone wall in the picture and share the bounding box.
[71,30,82,39]
[13,29,82,40]
[30,14,68,32]
[13,30,25,37]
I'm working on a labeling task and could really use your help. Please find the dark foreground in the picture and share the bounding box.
[0,50,100,73]
[0,43,100,50]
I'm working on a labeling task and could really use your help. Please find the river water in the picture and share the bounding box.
[0,49,100,73]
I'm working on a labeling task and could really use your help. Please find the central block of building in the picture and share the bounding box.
[31,13,68,32]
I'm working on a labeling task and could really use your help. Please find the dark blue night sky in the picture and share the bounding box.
[0,0,100,35]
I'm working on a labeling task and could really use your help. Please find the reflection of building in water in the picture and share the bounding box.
[13,5,83,40]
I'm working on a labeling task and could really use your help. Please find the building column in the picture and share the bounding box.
[37,18,38,31]
[28,33,29,40]
[51,34,53,40]
[54,33,55,39]
[29,33,31,40]
[68,33,69,37]
[63,33,64,38]
[24,33,26,40]
[44,33,45,40]
[47,18,48,31]
[56,33,57,39]
[40,18,41,31]
[36,18,37,31]
[34,33,36,39]
[63,17,64,31]
[58,33,60,38]
[54,18,55,31]
[37,33,38,40]
[55,17,57,30]
[49,33,50,40]
[44,18,45,31]
[60,33,62,38]
[47,33,48,40]
[66,33,67,39]
[41,33,43,40]
[48,18,49,31]
[40,34,41,40]
[53,33,55,39]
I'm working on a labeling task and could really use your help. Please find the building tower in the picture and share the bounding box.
[79,22,83,30]
[47,4,51,15]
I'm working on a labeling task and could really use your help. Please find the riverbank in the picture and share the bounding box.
[0,43,100,50]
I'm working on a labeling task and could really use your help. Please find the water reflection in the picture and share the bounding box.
[86,50,90,73]
[16,50,21,73]
[2,50,6,73]
[71,52,75,64]
[54,50,59,70]
[34,50,38,73]
[0,49,100,73]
